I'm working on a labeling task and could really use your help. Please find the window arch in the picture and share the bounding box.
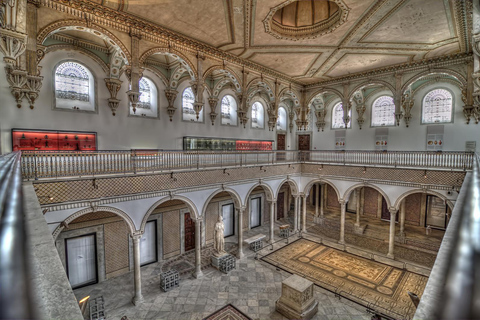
[371,96,395,127]
[332,102,351,129]
[221,95,237,126]
[130,77,158,118]
[277,107,287,131]
[251,102,265,129]
[182,87,203,122]
[54,61,96,112]
[422,89,453,124]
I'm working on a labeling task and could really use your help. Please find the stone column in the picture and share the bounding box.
[237,207,244,259]
[315,184,319,217]
[359,187,365,216]
[293,195,299,232]
[355,189,361,227]
[320,184,324,217]
[302,195,307,233]
[269,201,275,243]
[387,209,397,259]
[339,200,346,245]
[399,200,406,237]
[194,219,203,278]
[131,234,144,305]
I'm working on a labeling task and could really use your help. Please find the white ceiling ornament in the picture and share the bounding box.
[263,0,350,41]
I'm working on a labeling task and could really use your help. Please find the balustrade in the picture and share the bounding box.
[21,150,473,180]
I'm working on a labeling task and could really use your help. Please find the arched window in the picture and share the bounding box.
[221,95,237,126]
[182,87,203,122]
[422,89,453,124]
[130,77,158,118]
[277,107,287,131]
[371,96,395,127]
[54,61,96,112]
[332,102,351,129]
[251,102,265,129]
[138,78,151,109]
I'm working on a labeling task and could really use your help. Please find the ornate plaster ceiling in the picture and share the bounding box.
[84,0,468,84]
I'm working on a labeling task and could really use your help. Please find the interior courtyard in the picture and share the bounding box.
[1,0,480,320]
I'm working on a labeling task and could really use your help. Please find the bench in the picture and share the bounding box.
[244,234,266,252]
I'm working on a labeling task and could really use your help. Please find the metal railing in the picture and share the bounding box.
[0,152,34,319]
[20,150,474,180]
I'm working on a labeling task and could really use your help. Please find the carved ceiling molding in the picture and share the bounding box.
[44,44,109,73]
[452,0,472,53]
[306,53,472,89]
[40,0,304,86]
[50,33,110,54]
[262,0,350,41]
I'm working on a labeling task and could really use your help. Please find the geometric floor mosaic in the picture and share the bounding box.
[203,304,252,320]
[262,239,428,319]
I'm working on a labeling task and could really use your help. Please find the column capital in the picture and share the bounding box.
[130,232,143,240]
[389,208,398,215]
[236,206,246,212]
[339,199,346,205]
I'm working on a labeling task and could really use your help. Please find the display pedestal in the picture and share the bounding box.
[276,274,318,320]
[211,253,236,274]
[313,216,325,225]
[212,253,228,269]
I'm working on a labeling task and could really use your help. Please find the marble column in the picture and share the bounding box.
[315,184,319,217]
[131,234,144,305]
[237,207,244,259]
[302,195,307,233]
[339,200,346,245]
[320,184,324,217]
[399,200,406,237]
[387,209,397,259]
[293,195,299,232]
[269,201,275,243]
[355,189,361,227]
[359,187,365,216]
[194,219,203,278]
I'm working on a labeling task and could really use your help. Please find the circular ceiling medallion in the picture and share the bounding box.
[263,0,350,41]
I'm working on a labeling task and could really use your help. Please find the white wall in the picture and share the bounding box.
[0,50,276,153]
[310,83,480,152]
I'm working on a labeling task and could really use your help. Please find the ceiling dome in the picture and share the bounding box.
[272,0,339,28]
[264,0,349,41]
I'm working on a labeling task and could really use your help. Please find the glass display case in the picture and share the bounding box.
[12,129,97,151]
[183,136,273,151]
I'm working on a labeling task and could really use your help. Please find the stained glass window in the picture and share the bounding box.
[422,89,453,124]
[182,87,195,115]
[55,62,89,102]
[277,107,287,131]
[371,96,395,127]
[332,103,351,129]
[252,102,264,128]
[221,95,231,119]
[137,78,151,109]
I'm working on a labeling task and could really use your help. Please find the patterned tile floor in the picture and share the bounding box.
[74,223,372,320]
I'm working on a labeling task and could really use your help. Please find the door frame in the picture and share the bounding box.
[65,232,99,289]
[295,132,312,150]
[250,196,262,229]
[140,220,158,267]
[425,195,448,230]
[221,202,236,238]
[183,211,195,252]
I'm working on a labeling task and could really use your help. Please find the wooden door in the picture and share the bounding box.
[277,134,285,150]
[277,134,286,161]
[184,212,195,251]
[277,192,285,220]
[298,134,310,160]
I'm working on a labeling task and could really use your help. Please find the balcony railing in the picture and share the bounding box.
[20,150,473,180]
[0,152,34,319]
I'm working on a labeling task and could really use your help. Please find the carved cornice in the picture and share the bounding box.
[39,0,303,85]
[307,53,473,89]
[50,33,110,54]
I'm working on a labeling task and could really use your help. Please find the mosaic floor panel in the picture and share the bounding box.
[262,239,427,319]
[203,304,252,320]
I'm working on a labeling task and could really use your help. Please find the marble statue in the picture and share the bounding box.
[214,215,226,256]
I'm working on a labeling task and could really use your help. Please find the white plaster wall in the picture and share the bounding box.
[0,50,276,153]
[310,83,480,152]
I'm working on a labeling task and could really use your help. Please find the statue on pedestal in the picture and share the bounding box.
[214,215,226,256]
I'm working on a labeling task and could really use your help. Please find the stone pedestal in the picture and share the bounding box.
[313,216,325,225]
[211,252,229,269]
[353,224,366,235]
[276,275,318,320]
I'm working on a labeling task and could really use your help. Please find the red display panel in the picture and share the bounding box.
[236,140,273,151]
[12,130,97,151]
